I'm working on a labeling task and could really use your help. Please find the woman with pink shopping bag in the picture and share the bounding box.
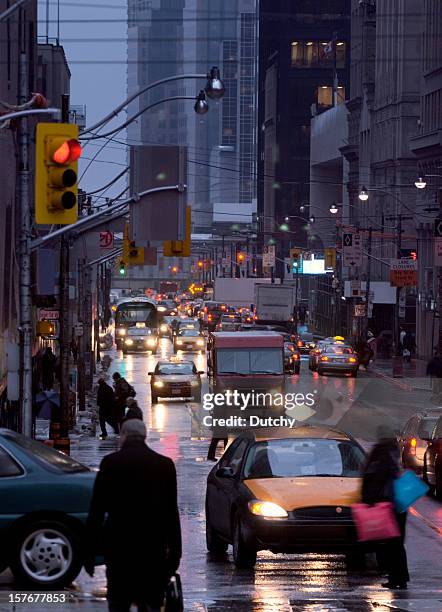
[356,425,409,590]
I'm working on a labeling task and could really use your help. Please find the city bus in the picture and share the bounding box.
[114,297,159,349]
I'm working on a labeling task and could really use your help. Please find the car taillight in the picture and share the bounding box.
[297,340,303,347]
[348,357,357,363]
[208,314,212,320]
[320,356,329,361]
[293,353,300,360]
[410,437,417,455]
[287,344,295,351]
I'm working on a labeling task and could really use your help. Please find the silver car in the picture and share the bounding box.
[316,345,359,377]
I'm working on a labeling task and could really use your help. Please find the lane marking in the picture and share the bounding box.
[409,506,442,536]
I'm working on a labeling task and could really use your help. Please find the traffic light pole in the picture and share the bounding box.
[18,45,33,437]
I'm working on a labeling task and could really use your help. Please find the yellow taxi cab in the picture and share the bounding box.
[205,426,364,568]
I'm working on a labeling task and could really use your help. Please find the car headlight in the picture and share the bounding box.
[160,324,168,332]
[176,340,183,345]
[153,381,164,387]
[118,328,126,336]
[147,338,156,346]
[248,500,288,519]
[157,306,166,312]
[170,311,176,315]
[197,339,204,346]
[125,339,134,345]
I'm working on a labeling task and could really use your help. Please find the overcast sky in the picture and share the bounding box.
[38,0,128,198]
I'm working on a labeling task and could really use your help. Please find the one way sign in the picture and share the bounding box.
[343,231,362,267]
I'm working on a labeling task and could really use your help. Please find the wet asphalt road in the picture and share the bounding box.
[1,336,442,611]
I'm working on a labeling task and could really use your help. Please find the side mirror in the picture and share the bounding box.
[148,371,154,376]
[198,370,205,374]
[215,466,234,479]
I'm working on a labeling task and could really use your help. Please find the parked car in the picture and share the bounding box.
[205,426,365,568]
[423,414,442,498]
[398,411,440,474]
[149,359,204,404]
[0,429,95,588]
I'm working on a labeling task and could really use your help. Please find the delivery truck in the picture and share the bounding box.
[254,283,297,329]
[213,277,277,309]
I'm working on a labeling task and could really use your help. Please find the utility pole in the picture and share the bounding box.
[57,95,72,451]
[18,12,32,437]
[364,227,372,338]
[77,259,86,412]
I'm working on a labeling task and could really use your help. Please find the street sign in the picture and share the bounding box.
[389,258,417,287]
[38,309,59,320]
[99,231,114,249]
[354,304,366,317]
[263,245,275,267]
[343,231,362,267]
[349,280,361,297]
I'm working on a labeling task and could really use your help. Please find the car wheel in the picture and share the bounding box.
[206,506,228,555]
[11,520,83,589]
[232,515,256,569]
[345,549,366,571]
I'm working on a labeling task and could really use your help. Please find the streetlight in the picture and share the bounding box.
[194,90,209,115]
[309,214,315,223]
[284,216,290,222]
[358,186,369,201]
[205,66,225,100]
[414,176,427,189]
[329,202,339,214]
[299,205,305,213]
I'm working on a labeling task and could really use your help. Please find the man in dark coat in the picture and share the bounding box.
[97,378,117,439]
[86,419,182,612]
[361,425,409,589]
[41,347,56,390]
[112,372,134,428]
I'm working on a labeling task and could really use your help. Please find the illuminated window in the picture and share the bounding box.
[291,42,302,67]
[336,41,346,68]
[317,86,346,106]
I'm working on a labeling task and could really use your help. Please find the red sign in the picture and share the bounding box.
[99,231,113,249]
[389,258,417,287]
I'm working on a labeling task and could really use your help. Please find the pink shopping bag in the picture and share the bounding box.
[351,502,400,542]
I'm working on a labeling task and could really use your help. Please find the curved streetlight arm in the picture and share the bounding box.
[0,107,60,123]
[82,73,206,135]
[81,96,196,141]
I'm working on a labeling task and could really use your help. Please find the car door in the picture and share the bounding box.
[425,417,442,484]
[207,440,241,532]
[0,443,26,564]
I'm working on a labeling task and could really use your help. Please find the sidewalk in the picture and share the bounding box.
[370,357,432,392]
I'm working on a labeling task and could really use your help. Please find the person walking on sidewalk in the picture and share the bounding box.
[361,425,409,590]
[402,331,414,363]
[112,372,135,429]
[85,419,182,612]
[97,378,118,439]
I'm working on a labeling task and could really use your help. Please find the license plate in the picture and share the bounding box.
[171,389,181,395]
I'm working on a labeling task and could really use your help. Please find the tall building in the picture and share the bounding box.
[257,0,351,277]
[126,0,258,238]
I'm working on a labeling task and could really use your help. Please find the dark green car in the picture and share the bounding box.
[0,429,95,588]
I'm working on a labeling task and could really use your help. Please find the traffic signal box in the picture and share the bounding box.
[289,248,302,273]
[324,247,337,270]
[122,223,144,265]
[35,123,82,225]
[163,206,191,257]
[117,257,126,276]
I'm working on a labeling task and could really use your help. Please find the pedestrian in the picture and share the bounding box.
[122,398,143,422]
[367,331,377,361]
[402,331,414,362]
[112,372,135,429]
[41,346,56,390]
[97,378,118,439]
[361,425,409,590]
[399,327,406,353]
[85,419,182,612]
[426,350,442,400]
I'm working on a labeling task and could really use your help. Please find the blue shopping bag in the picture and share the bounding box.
[393,470,429,513]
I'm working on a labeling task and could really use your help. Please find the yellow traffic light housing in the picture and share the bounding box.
[35,123,82,225]
[163,206,191,257]
[324,247,336,270]
[127,241,145,265]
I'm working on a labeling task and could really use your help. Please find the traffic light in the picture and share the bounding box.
[197,260,204,269]
[117,257,126,276]
[290,248,302,272]
[171,266,178,273]
[163,206,191,257]
[127,241,144,265]
[324,247,337,270]
[237,252,245,264]
[400,248,417,261]
[35,123,82,225]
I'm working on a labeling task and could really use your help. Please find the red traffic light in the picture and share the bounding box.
[410,251,417,261]
[52,139,82,165]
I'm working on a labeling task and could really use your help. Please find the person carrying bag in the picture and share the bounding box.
[355,425,410,590]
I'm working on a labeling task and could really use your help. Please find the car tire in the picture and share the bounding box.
[10,520,83,589]
[423,460,435,495]
[345,549,366,571]
[206,506,228,555]
[232,515,256,569]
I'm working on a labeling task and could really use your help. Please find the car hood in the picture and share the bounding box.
[155,375,196,383]
[244,477,361,511]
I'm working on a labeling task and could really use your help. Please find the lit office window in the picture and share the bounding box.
[317,86,346,106]
[336,41,346,68]
[291,41,302,67]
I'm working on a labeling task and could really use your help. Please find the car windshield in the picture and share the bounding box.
[244,438,365,479]
[156,363,195,375]
[324,346,354,355]
[128,328,151,336]
[178,329,200,337]
[216,348,283,375]
[158,301,176,309]
[5,433,89,473]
